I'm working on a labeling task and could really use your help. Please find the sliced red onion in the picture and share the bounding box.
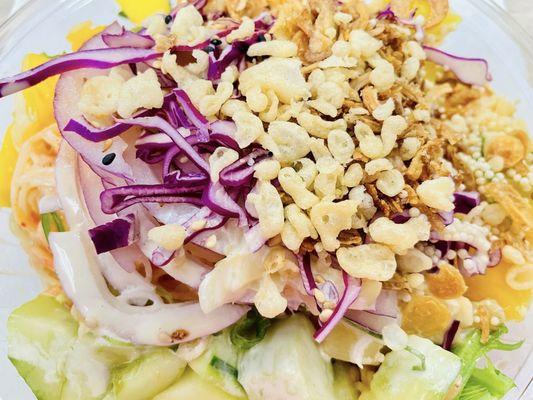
[0,47,161,98]
[441,320,460,350]
[297,253,317,296]
[453,191,481,214]
[377,6,396,20]
[88,213,136,254]
[100,184,203,214]
[117,116,210,173]
[488,248,502,267]
[243,223,267,253]
[102,28,155,49]
[366,290,398,318]
[219,148,269,187]
[201,182,247,225]
[54,23,136,181]
[314,273,362,343]
[344,310,396,336]
[151,247,176,267]
[423,46,492,86]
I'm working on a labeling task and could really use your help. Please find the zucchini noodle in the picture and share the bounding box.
[10,125,61,283]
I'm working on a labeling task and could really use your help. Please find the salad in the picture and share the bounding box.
[0,0,531,399]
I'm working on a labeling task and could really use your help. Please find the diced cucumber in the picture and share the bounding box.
[238,314,337,400]
[154,368,244,400]
[8,295,78,400]
[333,361,360,400]
[108,348,186,400]
[360,335,461,400]
[188,331,246,398]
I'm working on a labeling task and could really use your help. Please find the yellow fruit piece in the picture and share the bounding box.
[401,295,451,337]
[321,320,384,365]
[21,53,58,139]
[116,0,171,25]
[426,264,467,300]
[465,260,531,321]
[426,9,462,44]
[0,124,18,207]
[67,21,106,51]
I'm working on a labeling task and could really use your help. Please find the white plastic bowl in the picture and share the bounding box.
[0,0,531,398]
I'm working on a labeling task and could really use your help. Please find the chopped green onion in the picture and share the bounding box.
[230,308,271,351]
[210,356,238,378]
[41,211,66,242]
[405,346,426,371]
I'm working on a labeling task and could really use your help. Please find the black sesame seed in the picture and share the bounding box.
[267,151,274,157]
[102,153,116,166]
[164,15,173,24]
[203,46,215,53]
[210,38,222,46]
[257,34,266,42]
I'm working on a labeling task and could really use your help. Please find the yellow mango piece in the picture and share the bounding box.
[67,21,106,51]
[116,0,171,25]
[465,260,532,321]
[21,53,58,139]
[0,124,18,207]
[426,10,462,44]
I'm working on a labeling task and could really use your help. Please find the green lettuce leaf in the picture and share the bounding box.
[452,327,522,399]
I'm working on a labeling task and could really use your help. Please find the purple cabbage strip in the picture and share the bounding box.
[201,182,247,225]
[219,148,269,187]
[64,118,134,143]
[164,170,209,188]
[441,320,460,350]
[453,191,481,214]
[0,47,161,98]
[173,89,210,140]
[102,28,156,49]
[100,184,204,214]
[88,213,136,254]
[117,116,210,173]
[314,273,362,343]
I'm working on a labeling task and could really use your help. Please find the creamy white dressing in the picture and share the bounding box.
[56,144,153,292]
[50,230,247,345]
[55,143,248,345]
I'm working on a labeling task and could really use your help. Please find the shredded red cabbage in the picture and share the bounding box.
[314,272,361,343]
[0,47,161,98]
[100,184,203,214]
[219,148,269,187]
[117,116,210,172]
[88,213,136,254]
[442,320,460,350]
[454,191,481,214]
[102,28,155,49]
